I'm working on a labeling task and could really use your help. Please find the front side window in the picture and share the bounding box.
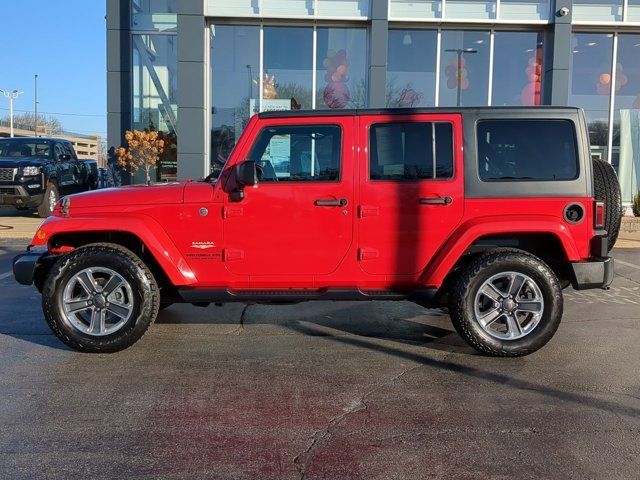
[249,125,342,182]
[477,120,578,181]
[369,122,454,180]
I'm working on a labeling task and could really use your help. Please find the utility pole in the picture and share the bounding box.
[445,48,477,107]
[34,75,39,136]
[0,89,24,137]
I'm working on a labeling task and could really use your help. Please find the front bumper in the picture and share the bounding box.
[0,185,43,208]
[570,257,614,290]
[13,248,49,286]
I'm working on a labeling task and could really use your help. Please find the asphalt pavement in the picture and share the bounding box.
[0,239,639,479]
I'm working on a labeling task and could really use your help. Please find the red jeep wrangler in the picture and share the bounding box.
[13,107,620,356]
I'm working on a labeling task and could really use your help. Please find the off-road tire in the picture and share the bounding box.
[449,249,563,357]
[37,182,59,218]
[592,158,622,251]
[42,243,160,353]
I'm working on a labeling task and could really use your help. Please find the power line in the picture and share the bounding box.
[0,107,106,117]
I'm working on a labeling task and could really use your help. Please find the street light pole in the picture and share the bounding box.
[0,89,24,137]
[444,48,477,107]
[34,75,39,137]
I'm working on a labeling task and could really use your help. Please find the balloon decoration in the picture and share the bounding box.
[322,49,350,109]
[520,47,543,106]
[262,73,277,99]
[596,64,628,95]
[445,57,469,91]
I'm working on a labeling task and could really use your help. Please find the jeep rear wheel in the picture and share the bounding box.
[42,243,160,352]
[449,250,563,357]
[593,158,622,251]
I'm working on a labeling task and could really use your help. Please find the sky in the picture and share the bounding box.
[0,0,107,138]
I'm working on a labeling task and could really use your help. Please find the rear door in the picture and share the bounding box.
[358,114,464,276]
[223,116,355,277]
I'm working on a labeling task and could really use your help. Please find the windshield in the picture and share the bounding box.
[0,140,52,159]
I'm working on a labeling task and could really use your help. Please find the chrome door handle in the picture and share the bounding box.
[419,197,452,205]
[315,198,347,207]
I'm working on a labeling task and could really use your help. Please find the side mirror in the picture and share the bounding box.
[58,154,71,161]
[236,161,258,187]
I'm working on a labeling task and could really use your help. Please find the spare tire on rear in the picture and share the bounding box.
[592,158,622,251]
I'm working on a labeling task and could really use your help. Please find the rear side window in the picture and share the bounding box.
[477,120,579,181]
[369,122,454,181]
[249,125,341,182]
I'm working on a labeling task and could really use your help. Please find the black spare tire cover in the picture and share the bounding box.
[592,158,622,252]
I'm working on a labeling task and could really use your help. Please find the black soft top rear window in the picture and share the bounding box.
[477,119,579,182]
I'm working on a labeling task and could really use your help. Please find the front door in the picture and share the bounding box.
[223,117,355,277]
[358,114,464,276]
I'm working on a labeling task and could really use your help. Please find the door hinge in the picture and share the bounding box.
[358,248,379,261]
[223,206,243,219]
[358,205,379,218]
[223,249,244,261]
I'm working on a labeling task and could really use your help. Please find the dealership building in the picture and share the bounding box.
[107,0,640,203]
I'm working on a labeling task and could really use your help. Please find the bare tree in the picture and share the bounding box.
[96,141,108,168]
[0,112,64,135]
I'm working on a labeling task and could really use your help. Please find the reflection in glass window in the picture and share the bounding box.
[573,0,623,22]
[389,0,442,19]
[492,32,543,106]
[317,0,370,17]
[263,27,314,110]
[210,25,260,178]
[370,122,454,180]
[316,28,368,109]
[131,0,177,31]
[446,0,496,19]
[249,125,342,182]
[499,0,549,21]
[132,34,178,181]
[628,0,640,21]
[262,0,313,16]
[569,34,614,162]
[611,35,640,203]
[439,31,490,107]
[207,0,259,16]
[477,120,578,181]
[386,30,438,107]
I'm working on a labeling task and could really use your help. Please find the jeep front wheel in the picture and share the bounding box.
[449,250,563,357]
[42,243,160,352]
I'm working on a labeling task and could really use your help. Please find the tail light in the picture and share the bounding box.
[594,201,605,229]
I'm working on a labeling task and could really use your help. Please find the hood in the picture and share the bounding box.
[0,157,47,168]
[66,182,187,209]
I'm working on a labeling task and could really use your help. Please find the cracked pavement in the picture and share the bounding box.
[0,240,639,479]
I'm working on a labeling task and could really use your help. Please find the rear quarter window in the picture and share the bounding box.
[477,119,579,181]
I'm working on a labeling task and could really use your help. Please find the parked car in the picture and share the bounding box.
[13,107,621,356]
[0,137,98,217]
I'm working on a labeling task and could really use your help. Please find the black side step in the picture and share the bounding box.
[177,287,438,306]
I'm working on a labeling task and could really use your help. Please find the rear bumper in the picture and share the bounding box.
[570,257,614,290]
[13,249,48,286]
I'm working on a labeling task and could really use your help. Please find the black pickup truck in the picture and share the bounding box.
[0,137,98,217]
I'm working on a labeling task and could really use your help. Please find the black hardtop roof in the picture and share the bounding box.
[0,136,69,143]
[258,106,583,119]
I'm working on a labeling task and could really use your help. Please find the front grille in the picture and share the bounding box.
[0,186,15,195]
[0,168,15,182]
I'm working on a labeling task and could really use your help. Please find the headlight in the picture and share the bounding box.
[22,166,41,176]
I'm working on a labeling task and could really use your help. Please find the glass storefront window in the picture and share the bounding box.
[572,0,623,22]
[492,32,543,106]
[316,28,368,109]
[439,30,490,107]
[210,25,260,177]
[611,35,640,203]
[262,0,313,17]
[131,0,177,32]
[132,34,178,180]
[263,27,314,110]
[499,0,549,21]
[569,34,614,162]
[628,0,640,22]
[446,0,496,20]
[386,30,438,107]
[389,0,442,19]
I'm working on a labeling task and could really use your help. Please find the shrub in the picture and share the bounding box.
[633,191,640,217]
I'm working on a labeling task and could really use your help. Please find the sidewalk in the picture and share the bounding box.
[0,208,43,240]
